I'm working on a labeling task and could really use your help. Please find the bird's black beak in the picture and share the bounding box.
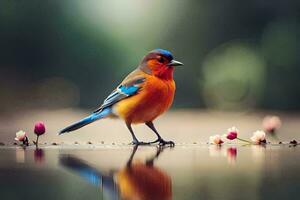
[167,60,184,67]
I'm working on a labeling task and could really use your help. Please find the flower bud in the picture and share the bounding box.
[34,122,46,136]
[226,127,238,140]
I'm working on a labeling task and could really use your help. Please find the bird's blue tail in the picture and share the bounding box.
[59,108,111,135]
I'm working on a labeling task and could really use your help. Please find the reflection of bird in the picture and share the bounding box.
[60,145,172,200]
[59,49,183,146]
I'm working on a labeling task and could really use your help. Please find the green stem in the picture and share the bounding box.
[237,137,252,144]
[36,135,39,148]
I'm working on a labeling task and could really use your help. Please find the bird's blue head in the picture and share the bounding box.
[139,49,183,79]
[154,49,174,61]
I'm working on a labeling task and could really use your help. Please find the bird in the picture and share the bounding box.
[59,49,183,146]
[60,145,172,200]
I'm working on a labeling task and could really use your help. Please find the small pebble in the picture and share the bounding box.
[100,141,104,144]
[193,142,197,144]
[279,141,282,144]
[13,142,18,145]
[87,141,92,144]
[290,140,298,145]
[74,141,79,144]
[44,142,47,145]
[0,142,5,146]
[52,142,58,146]
[112,142,115,145]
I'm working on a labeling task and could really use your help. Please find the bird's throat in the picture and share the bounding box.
[155,67,174,80]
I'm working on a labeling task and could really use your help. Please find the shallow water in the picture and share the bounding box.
[0,144,299,200]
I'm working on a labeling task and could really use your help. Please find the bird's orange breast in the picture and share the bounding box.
[113,75,175,124]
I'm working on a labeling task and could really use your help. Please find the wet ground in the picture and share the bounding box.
[0,144,299,200]
[1,110,299,199]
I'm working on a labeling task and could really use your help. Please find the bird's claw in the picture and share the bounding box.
[130,140,151,146]
[158,139,175,147]
[129,139,175,147]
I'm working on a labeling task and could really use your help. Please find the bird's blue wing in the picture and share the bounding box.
[101,84,140,108]
[94,72,145,113]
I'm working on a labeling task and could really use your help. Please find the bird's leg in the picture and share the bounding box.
[126,122,150,145]
[145,121,175,147]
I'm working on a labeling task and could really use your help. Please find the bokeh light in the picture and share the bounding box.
[202,42,266,110]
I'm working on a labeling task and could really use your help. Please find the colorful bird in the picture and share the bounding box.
[59,49,183,146]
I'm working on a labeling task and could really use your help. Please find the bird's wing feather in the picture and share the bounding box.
[93,69,146,113]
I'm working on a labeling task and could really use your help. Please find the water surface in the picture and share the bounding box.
[0,145,299,200]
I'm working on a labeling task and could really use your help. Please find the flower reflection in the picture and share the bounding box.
[209,145,238,165]
[251,144,266,159]
[16,147,25,163]
[60,145,172,200]
[209,145,225,157]
[226,147,237,165]
[34,148,45,164]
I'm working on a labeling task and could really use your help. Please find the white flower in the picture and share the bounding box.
[250,130,266,144]
[15,130,26,142]
[209,134,224,145]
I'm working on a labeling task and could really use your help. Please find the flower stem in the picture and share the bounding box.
[36,135,39,148]
[237,137,252,144]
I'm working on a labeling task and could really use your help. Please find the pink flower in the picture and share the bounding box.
[250,130,266,144]
[15,130,27,142]
[226,127,238,140]
[262,115,282,133]
[210,134,224,145]
[34,122,46,136]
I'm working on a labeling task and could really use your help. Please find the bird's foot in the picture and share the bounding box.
[130,140,151,146]
[158,139,175,147]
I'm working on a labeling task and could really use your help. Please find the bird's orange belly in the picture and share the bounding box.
[113,80,175,124]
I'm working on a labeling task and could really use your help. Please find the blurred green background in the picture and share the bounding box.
[1,0,300,114]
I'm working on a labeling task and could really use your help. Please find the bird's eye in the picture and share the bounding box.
[158,57,165,63]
